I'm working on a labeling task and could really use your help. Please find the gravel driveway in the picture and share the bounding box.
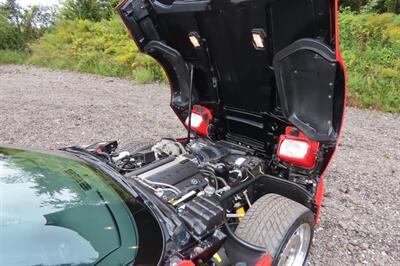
[1,64,399,265]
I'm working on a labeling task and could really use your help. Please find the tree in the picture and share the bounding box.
[340,0,400,13]
[0,1,57,50]
[392,0,400,13]
[61,0,120,21]
[0,12,24,49]
[21,5,57,40]
[0,0,24,49]
[0,0,22,29]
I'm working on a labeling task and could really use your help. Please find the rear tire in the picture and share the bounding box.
[235,194,314,266]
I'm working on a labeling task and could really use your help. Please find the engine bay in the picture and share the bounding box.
[83,136,322,259]
[121,139,265,203]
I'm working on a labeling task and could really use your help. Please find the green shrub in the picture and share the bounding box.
[28,16,164,81]
[339,11,400,112]
[61,0,120,22]
[133,68,154,84]
[0,49,28,64]
[0,12,25,50]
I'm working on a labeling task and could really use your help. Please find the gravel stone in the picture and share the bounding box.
[1,64,399,265]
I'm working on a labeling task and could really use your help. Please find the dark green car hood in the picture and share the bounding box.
[0,146,139,266]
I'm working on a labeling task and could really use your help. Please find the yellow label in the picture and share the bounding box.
[213,253,222,263]
[236,207,245,222]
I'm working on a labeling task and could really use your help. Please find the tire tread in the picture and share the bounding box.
[235,194,311,257]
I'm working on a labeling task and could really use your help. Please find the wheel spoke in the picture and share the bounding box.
[278,223,311,266]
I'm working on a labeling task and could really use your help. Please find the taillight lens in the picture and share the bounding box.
[279,139,310,159]
[176,260,195,266]
[277,127,319,168]
[184,105,213,136]
[186,113,204,128]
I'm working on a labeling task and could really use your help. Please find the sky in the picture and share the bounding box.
[0,0,62,7]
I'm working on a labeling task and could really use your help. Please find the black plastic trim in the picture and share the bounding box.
[219,175,313,210]
[151,0,210,14]
[225,115,264,129]
[144,41,192,113]
[273,38,339,142]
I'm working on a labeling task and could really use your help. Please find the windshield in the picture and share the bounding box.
[0,147,140,266]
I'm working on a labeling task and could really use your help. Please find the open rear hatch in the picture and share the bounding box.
[117,0,345,153]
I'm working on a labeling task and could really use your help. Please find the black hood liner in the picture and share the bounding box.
[273,38,344,142]
[117,0,345,148]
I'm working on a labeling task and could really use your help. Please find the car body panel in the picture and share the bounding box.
[117,0,347,228]
[0,146,139,266]
[117,0,345,146]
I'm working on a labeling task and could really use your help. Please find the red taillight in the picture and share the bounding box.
[277,127,319,168]
[255,254,272,266]
[184,105,213,136]
[176,260,195,266]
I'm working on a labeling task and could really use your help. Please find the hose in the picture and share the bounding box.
[216,176,229,188]
[141,178,181,195]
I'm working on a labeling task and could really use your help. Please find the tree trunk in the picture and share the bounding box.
[394,0,400,14]
[358,0,363,11]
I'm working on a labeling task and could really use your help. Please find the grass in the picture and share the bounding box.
[338,12,400,113]
[0,50,29,65]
